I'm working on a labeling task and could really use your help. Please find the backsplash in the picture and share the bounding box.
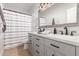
[44,26,79,36]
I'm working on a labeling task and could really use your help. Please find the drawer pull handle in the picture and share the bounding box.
[36,44,39,47]
[50,44,59,48]
[36,50,39,54]
[36,38,40,41]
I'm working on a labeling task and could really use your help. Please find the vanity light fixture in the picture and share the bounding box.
[39,3,54,11]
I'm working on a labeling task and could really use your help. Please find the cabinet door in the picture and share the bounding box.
[45,47,55,56]
[45,47,65,56]
[45,38,75,56]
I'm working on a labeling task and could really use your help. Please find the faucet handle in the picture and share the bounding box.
[70,31,76,36]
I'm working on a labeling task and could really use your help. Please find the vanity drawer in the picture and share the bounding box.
[33,41,40,48]
[28,34,33,43]
[33,41,44,50]
[34,47,44,56]
[33,36,44,44]
[28,34,44,44]
[28,34,33,38]
[45,39,75,56]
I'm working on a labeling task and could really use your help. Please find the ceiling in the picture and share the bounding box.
[2,3,40,15]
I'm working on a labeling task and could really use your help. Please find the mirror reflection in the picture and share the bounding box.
[39,3,77,26]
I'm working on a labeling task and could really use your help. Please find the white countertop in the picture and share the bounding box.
[28,32,79,46]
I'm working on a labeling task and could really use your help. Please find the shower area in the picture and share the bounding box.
[0,4,33,50]
[3,9,32,49]
[0,3,40,55]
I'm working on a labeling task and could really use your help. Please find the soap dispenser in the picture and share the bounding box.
[53,28,57,34]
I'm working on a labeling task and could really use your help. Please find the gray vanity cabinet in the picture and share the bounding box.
[33,36,45,56]
[28,34,45,56]
[28,33,76,56]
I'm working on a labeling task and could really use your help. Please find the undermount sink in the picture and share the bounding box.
[29,32,79,46]
[32,32,79,43]
[45,34,79,43]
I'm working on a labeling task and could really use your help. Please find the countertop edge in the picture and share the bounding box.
[28,32,79,47]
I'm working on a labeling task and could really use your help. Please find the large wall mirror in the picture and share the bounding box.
[39,3,78,27]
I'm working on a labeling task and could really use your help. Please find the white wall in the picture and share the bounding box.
[32,11,39,32]
[31,4,40,32]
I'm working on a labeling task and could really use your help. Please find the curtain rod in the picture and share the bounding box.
[3,8,32,16]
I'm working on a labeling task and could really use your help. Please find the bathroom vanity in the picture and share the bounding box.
[28,32,79,56]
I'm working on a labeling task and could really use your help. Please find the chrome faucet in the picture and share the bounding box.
[64,26,68,35]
